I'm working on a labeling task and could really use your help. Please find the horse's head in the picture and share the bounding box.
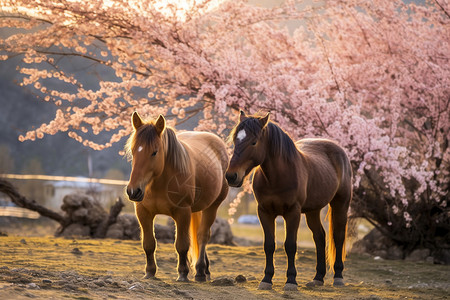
[226,110,270,187]
[126,112,166,202]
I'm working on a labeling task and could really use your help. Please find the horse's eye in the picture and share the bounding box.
[151,151,158,156]
[251,141,257,146]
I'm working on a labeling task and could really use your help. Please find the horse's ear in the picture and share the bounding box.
[155,114,166,136]
[239,109,247,122]
[259,112,270,128]
[132,111,143,130]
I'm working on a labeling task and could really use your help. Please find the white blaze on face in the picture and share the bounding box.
[137,146,143,152]
[237,129,247,142]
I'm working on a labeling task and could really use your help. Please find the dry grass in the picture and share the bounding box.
[0,235,448,299]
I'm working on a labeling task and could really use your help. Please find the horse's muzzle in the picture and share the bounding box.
[225,172,243,187]
[126,187,144,202]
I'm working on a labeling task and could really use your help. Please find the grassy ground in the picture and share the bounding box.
[0,235,448,300]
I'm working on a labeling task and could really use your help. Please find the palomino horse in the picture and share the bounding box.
[226,110,352,291]
[126,112,229,282]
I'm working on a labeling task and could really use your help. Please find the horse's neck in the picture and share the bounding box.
[259,136,303,186]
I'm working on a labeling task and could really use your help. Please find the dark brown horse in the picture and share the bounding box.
[226,110,352,291]
[126,112,229,282]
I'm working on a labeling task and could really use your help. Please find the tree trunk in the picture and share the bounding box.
[94,197,125,238]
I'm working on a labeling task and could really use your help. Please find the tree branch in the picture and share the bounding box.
[434,0,450,19]
[0,179,66,225]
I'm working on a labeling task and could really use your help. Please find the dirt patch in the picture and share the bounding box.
[0,236,449,299]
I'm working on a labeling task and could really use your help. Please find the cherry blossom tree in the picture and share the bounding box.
[0,0,448,253]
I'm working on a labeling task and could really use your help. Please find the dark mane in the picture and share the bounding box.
[229,117,298,161]
[125,123,189,174]
[265,122,299,160]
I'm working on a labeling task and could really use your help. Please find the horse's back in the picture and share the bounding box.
[177,131,228,173]
[296,138,350,172]
[297,138,344,154]
[296,138,352,210]
[177,131,228,211]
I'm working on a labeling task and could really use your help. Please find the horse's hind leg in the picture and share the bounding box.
[195,181,228,281]
[135,205,157,279]
[257,206,276,290]
[194,205,217,281]
[305,209,326,287]
[204,252,210,279]
[330,196,350,286]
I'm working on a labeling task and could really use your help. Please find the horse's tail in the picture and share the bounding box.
[326,205,347,271]
[189,211,202,266]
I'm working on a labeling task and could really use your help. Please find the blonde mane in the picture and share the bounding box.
[163,127,190,174]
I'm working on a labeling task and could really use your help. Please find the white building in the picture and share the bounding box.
[44,179,125,209]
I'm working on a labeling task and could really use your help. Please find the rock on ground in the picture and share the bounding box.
[351,228,450,265]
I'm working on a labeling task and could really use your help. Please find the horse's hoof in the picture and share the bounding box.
[143,273,156,279]
[258,281,273,290]
[284,283,298,291]
[176,275,190,282]
[333,278,345,287]
[206,274,211,281]
[306,280,324,287]
[195,275,207,282]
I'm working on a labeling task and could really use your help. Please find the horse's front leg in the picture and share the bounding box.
[283,206,301,291]
[135,204,157,279]
[173,208,191,282]
[257,206,276,290]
